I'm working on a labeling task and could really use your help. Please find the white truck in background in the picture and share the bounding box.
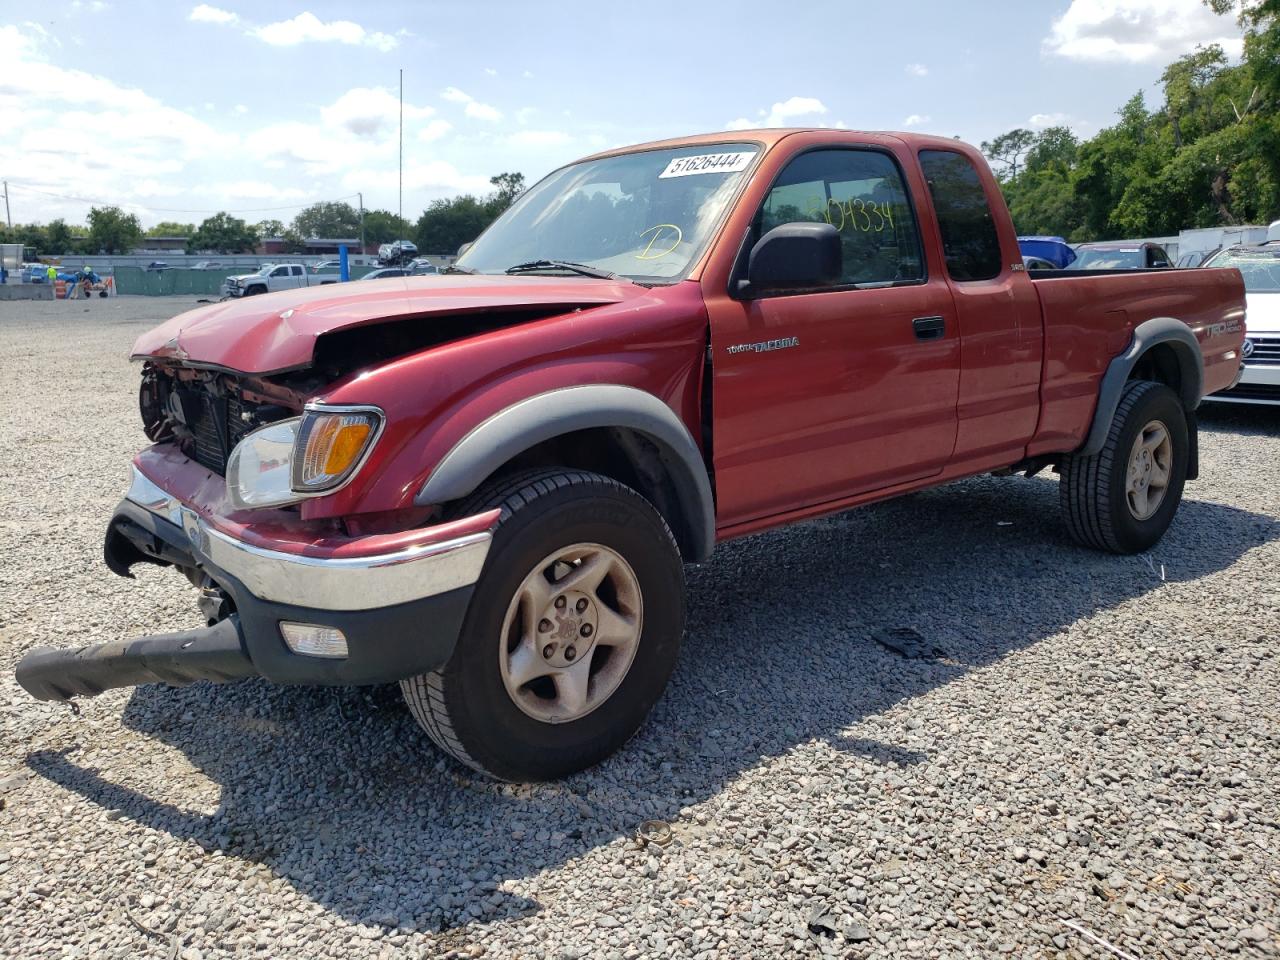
[223,263,337,298]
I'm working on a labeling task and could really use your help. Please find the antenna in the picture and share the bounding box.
[398,68,404,227]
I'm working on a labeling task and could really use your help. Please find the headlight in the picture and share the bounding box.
[226,418,302,509]
[225,406,383,510]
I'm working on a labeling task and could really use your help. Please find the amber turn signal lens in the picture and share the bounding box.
[292,409,382,492]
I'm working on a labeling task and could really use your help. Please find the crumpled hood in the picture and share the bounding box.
[132,274,641,374]
[1244,291,1280,336]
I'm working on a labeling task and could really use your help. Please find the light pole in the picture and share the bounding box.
[358,191,365,254]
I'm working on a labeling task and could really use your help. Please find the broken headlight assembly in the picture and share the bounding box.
[226,405,384,509]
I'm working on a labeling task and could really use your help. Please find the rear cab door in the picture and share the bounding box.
[915,145,1044,467]
[701,132,962,529]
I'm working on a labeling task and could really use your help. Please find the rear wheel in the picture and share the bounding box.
[1059,380,1188,553]
[401,469,686,781]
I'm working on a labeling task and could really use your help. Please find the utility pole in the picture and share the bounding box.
[2,181,10,229]
[358,191,365,253]
[398,68,404,230]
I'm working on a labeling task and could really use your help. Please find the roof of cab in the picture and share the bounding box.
[578,128,975,163]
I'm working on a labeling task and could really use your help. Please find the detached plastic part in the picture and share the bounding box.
[14,617,254,702]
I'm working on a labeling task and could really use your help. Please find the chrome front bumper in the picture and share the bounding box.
[124,467,493,611]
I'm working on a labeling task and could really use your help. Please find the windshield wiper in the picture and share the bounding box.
[441,263,476,275]
[505,259,623,281]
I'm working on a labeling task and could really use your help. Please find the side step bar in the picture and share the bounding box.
[15,617,255,702]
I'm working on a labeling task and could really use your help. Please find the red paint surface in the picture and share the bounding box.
[134,445,499,559]
[127,129,1247,551]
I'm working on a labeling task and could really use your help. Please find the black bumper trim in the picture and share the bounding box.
[102,498,473,687]
[15,618,254,702]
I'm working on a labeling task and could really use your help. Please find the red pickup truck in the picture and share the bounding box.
[16,130,1246,781]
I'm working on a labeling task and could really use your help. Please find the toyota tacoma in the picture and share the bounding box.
[16,130,1247,781]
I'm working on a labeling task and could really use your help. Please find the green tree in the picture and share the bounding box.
[361,209,413,246]
[415,195,494,254]
[87,206,143,254]
[0,223,47,255]
[980,129,1036,180]
[989,1,1280,242]
[146,220,195,237]
[188,212,258,253]
[254,219,286,238]
[487,172,526,213]
[291,201,361,239]
[45,219,73,254]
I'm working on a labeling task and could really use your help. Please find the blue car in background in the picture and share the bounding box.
[1017,236,1077,269]
[22,263,49,283]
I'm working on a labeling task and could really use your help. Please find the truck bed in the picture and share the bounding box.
[1027,267,1246,456]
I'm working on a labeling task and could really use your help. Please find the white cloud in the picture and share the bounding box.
[252,11,397,51]
[903,114,931,127]
[905,63,929,77]
[188,3,237,24]
[1043,0,1243,62]
[0,24,235,222]
[515,106,537,125]
[233,103,248,114]
[484,67,498,76]
[214,180,308,200]
[522,70,535,79]
[1029,112,1070,128]
[725,96,828,130]
[339,160,491,197]
[417,118,452,142]
[507,129,572,148]
[321,86,434,137]
[440,86,503,122]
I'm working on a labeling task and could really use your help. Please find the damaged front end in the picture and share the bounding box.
[17,355,499,704]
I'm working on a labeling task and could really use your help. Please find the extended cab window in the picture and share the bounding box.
[291,265,304,276]
[918,150,1003,281]
[758,149,923,286]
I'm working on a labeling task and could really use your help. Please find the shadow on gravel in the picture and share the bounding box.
[27,473,1278,935]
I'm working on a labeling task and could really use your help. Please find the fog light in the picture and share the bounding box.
[280,622,349,659]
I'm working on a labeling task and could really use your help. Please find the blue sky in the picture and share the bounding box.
[0,0,1246,228]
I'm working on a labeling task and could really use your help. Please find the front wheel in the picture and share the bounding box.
[401,470,686,781]
[1059,380,1189,554]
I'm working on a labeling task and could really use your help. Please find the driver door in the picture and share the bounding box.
[707,145,961,528]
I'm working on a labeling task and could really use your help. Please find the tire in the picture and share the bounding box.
[245,285,266,296]
[1060,380,1189,554]
[401,469,686,781]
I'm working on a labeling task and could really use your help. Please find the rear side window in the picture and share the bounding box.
[757,148,924,286]
[918,150,1003,281]
[291,265,304,276]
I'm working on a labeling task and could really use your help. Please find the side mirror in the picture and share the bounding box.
[739,222,841,297]
[457,241,473,257]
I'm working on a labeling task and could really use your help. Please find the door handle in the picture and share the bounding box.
[912,316,945,340]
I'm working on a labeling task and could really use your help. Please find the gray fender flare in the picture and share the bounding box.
[1079,316,1203,456]
[415,384,716,561]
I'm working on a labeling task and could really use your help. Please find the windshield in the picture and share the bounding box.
[1069,248,1144,270]
[457,143,761,282]
[1203,250,1280,292]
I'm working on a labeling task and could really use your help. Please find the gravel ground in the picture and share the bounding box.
[1,296,1278,959]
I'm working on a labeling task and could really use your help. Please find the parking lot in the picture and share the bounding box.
[0,297,1277,959]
